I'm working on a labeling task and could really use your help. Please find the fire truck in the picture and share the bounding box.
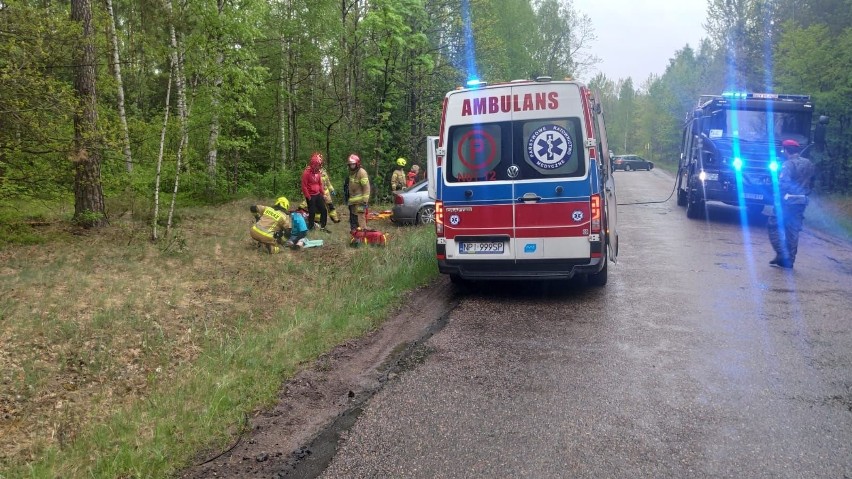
[425,77,618,286]
[676,92,827,218]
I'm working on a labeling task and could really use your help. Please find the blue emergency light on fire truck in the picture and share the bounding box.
[676,91,828,219]
[425,77,618,286]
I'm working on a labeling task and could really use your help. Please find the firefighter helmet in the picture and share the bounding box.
[274,197,289,210]
[348,154,361,168]
[396,157,407,167]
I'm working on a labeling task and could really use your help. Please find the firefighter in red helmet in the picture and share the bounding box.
[346,153,370,232]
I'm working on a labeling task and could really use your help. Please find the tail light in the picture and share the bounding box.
[590,194,601,233]
[435,200,444,235]
[394,193,404,205]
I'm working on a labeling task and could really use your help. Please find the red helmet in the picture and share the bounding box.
[781,139,801,153]
[347,154,361,168]
[310,152,323,170]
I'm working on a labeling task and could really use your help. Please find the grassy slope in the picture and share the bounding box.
[0,201,438,478]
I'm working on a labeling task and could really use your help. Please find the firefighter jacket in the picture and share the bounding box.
[347,167,370,205]
[301,166,324,198]
[320,168,336,203]
[391,168,406,191]
[252,205,291,239]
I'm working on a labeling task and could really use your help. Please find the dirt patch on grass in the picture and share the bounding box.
[179,276,456,479]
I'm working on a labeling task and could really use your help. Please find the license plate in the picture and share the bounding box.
[744,193,763,200]
[459,241,504,254]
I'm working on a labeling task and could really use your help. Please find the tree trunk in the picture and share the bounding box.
[278,33,288,170]
[71,0,107,228]
[206,0,225,181]
[166,0,188,236]
[152,70,173,241]
[105,0,133,172]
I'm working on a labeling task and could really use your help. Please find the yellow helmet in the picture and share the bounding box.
[396,157,407,167]
[274,196,289,210]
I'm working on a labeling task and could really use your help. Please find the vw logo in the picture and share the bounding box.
[507,165,519,178]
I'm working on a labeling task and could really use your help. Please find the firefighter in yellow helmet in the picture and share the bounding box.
[249,197,291,254]
[391,157,407,192]
[320,166,341,223]
[346,153,370,232]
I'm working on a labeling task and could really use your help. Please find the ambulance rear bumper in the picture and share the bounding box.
[438,257,604,281]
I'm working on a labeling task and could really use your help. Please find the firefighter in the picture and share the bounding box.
[346,153,370,232]
[249,197,291,254]
[768,139,815,269]
[320,166,341,223]
[301,152,329,232]
[391,157,407,192]
[406,164,420,187]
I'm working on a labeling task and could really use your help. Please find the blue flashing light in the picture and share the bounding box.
[769,161,779,172]
[732,157,743,171]
[466,78,481,87]
[722,91,749,99]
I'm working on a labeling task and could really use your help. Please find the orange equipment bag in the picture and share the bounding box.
[349,228,387,247]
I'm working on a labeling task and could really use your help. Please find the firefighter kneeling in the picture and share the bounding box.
[249,197,291,254]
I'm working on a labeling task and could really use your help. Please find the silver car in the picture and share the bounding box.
[390,180,435,225]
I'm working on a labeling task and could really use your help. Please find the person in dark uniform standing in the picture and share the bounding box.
[768,139,815,269]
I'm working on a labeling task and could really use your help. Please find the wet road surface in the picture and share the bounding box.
[315,169,852,478]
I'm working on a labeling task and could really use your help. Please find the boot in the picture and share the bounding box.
[329,210,340,223]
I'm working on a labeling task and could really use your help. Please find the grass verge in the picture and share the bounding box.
[0,201,438,478]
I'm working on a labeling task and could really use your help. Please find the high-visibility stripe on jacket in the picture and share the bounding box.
[347,167,370,205]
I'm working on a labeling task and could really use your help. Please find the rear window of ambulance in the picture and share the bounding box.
[446,118,585,183]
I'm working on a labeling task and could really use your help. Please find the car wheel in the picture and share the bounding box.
[624,165,632,172]
[417,205,436,225]
[647,163,654,170]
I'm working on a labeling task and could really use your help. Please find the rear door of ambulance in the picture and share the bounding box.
[440,81,592,271]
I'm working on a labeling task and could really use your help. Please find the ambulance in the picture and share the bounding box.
[426,77,618,285]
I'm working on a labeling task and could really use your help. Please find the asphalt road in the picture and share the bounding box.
[319,169,852,478]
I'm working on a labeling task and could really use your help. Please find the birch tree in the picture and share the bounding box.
[105,0,133,172]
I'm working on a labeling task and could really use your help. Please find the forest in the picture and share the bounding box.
[0,0,850,233]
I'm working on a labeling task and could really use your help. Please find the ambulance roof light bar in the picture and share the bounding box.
[466,79,487,89]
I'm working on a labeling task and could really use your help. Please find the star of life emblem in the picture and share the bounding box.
[572,210,583,222]
[527,124,573,170]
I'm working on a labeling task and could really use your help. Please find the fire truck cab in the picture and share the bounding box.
[426,77,618,285]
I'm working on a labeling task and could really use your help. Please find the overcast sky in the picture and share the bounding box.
[571,0,709,84]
